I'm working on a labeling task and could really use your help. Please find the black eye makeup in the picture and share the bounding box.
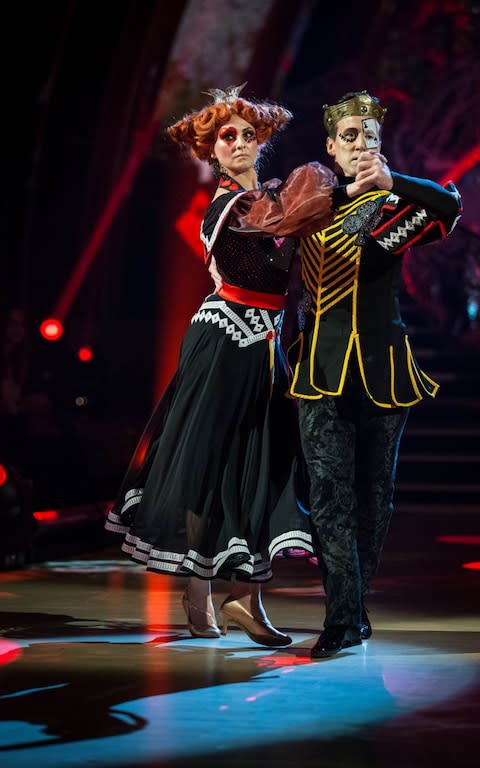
[218,126,257,144]
[338,130,358,144]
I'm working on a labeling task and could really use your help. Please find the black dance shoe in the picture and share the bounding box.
[310,625,362,658]
[359,604,372,640]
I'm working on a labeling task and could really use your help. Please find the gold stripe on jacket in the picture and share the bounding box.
[288,189,439,407]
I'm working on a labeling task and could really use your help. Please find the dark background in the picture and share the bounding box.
[1,0,479,536]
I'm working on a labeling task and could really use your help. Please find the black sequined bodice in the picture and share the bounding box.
[206,193,296,294]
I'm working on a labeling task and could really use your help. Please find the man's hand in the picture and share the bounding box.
[346,151,393,197]
[208,256,223,292]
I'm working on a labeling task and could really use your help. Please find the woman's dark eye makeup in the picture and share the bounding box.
[219,126,256,143]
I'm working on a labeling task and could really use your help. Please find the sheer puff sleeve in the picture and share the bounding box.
[230,162,337,237]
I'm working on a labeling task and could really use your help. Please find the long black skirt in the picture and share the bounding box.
[105,294,313,581]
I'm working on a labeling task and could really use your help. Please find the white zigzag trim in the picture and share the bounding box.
[191,299,280,347]
[377,208,428,250]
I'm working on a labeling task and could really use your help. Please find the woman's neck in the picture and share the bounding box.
[213,168,260,200]
[227,168,259,190]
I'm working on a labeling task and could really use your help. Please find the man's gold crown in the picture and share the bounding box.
[323,91,387,132]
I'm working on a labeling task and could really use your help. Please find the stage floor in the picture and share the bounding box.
[1,508,479,768]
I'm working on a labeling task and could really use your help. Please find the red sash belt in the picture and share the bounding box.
[218,282,285,310]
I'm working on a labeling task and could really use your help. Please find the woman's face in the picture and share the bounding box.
[213,113,258,177]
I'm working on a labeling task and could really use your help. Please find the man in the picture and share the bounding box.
[286,91,461,657]
[210,90,461,658]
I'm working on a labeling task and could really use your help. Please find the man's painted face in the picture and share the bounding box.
[326,115,382,178]
[213,113,258,176]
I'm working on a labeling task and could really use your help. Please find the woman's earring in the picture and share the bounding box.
[211,157,222,178]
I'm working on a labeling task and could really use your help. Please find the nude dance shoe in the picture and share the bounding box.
[220,598,292,647]
[182,593,221,639]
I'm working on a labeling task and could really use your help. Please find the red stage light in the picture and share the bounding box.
[437,535,480,545]
[0,638,22,666]
[438,144,480,186]
[53,115,161,322]
[175,189,210,259]
[40,317,63,341]
[256,654,312,669]
[462,562,480,571]
[33,510,59,522]
[78,346,93,362]
[0,464,7,486]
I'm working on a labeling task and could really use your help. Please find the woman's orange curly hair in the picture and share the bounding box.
[167,97,292,162]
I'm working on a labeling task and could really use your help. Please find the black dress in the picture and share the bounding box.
[105,187,314,581]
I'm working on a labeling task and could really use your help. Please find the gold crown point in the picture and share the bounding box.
[323,92,387,132]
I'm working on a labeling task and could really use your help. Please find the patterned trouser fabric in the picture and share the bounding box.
[299,369,409,628]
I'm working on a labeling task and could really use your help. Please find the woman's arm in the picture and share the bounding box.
[230,162,337,237]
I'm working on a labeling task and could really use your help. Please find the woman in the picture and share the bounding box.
[105,84,335,645]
